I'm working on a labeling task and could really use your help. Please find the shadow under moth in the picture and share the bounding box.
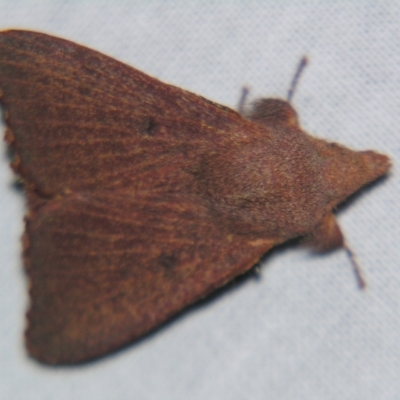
[0,30,390,364]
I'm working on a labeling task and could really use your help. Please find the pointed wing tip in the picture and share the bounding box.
[25,316,100,365]
[24,300,62,365]
[24,319,60,365]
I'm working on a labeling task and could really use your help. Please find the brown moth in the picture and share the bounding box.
[0,30,390,364]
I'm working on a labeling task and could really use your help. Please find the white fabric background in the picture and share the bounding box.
[0,2,399,400]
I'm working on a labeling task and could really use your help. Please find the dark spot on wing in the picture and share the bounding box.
[158,253,177,270]
[142,116,157,136]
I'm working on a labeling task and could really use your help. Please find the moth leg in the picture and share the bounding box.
[304,212,366,289]
[304,212,343,252]
[237,86,250,115]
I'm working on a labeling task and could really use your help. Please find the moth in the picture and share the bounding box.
[0,30,390,364]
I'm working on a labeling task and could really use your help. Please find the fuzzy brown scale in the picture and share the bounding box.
[0,30,390,364]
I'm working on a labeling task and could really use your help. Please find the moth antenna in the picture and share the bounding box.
[287,56,308,103]
[237,86,250,115]
[344,244,367,290]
